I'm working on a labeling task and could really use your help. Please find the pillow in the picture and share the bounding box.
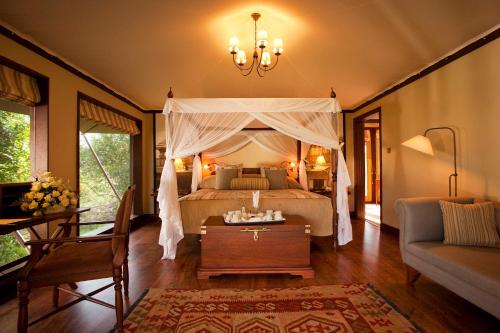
[287,176,303,189]
[215,168,239,190]
[230,177,270,190]
[260,165,280,177]
[264,169,288,190]
[439,200,500,247]
[242,174,264,178]
[216,163,243,178]
[199,175,216,189]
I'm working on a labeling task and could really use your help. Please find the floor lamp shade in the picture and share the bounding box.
[401,135,434,156]
[401,127,457,197]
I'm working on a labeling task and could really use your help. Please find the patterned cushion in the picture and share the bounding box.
[264,169,288,190]
[439,200,500,247]
[199,175,216,189]
[230,177,270,190]
[215,169,239,190]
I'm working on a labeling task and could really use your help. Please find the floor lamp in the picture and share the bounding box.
[401,127,458,197]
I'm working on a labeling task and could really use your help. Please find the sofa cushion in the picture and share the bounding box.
[407,241,500,299]
[440,201,500,247]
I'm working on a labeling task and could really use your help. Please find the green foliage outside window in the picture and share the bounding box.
[79,132,131,234]
[0,109,30,183]
[0,109,31,267]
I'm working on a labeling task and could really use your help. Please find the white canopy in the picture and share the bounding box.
[158,98,352,259]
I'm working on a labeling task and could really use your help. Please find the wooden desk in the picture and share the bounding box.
[0,208,90,238]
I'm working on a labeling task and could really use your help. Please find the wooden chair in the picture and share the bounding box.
[17,185,135,333]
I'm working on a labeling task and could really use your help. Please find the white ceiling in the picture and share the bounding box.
[1,0,499,109]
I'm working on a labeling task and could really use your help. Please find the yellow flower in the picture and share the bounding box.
[36,192,44,200]
[21,203,29,211]
[70,198,78,206]
[42,171,52,177]
[42,202,49,208]
[52,190,61,198]
[28,201,38,210]
[44,194,52,202]
[60,199,70,208]
[31,182,42,192]
[25,192,34,200]
[42,182,50,189]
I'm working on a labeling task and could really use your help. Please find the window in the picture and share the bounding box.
[0,100,31,183]
[79,132,132,234]
[0,59,48,270]
[77,93,141,236]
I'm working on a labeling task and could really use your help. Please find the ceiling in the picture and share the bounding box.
[1,0,499,109]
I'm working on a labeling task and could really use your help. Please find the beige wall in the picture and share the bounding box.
[0,35,154,213]
[213,142,288,168]
[345,39,500,228]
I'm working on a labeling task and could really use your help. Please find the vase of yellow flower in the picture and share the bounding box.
[20,171,78,216]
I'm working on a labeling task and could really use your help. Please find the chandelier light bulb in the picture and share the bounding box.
[257,29,269,48]
[228,37,239,54]
[273,38,283,55]
[236,50,247,65]
[261,51,271,67]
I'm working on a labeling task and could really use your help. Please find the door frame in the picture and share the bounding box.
[353,107,382,220]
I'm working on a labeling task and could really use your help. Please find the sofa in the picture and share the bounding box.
[395,197,500,318]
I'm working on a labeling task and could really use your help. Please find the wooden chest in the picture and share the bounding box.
[197,215,314,279]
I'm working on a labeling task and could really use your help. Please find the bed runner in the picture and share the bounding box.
[179,189,328,201]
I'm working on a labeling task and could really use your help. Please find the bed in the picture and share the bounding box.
[179,188,333,236]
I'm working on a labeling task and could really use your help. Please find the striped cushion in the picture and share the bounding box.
[230,177,270,190]
[439,200,500,247]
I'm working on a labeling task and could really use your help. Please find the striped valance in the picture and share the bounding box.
[79,99,140,136]
[0,64,41,106]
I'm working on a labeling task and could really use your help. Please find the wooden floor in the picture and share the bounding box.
[0,219,498,332]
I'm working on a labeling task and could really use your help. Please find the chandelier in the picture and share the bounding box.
[228,13,283,77]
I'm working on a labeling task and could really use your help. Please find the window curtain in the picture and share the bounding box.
[159,98,350,259]
[0,64,41,106]
[79,99,140,135]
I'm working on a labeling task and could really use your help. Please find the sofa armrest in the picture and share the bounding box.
[395,197,473,246]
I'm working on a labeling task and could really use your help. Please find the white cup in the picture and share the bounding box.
[231,214,240,223]
[274,211,283,220]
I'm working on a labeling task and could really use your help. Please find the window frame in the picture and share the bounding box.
[76,92,142,235]
[0,55,49,185]
[0,56,49,273]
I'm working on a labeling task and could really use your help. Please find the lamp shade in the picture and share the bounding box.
[316,154,327,166]
[401,135,434,156]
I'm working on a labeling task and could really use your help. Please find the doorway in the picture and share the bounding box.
[353,108,381,224]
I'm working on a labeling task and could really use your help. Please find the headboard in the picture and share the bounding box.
[242,168,260,174]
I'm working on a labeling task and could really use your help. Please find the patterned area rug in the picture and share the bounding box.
[122,284,420,332]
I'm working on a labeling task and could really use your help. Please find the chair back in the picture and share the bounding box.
[112,185,136,254]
